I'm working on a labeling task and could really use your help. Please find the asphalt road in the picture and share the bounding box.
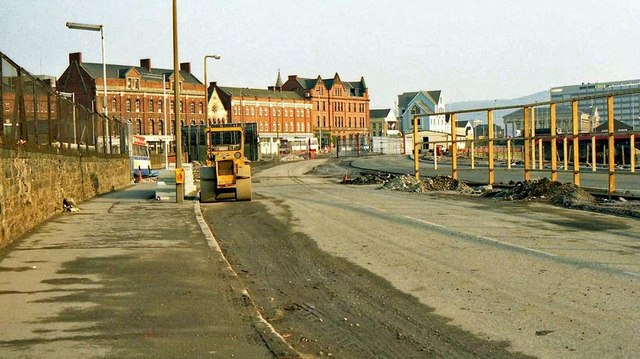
[202,158,639,358]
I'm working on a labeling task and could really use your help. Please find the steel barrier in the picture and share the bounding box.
[411,89,640,195]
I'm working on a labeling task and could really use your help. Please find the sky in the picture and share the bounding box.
[2,0,640,110]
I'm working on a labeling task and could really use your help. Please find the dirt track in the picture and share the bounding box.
[203,158,639,358]
[202,160,534,358]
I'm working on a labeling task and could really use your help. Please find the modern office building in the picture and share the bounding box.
[550,79,640,131]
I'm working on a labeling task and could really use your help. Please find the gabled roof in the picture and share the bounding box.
[370,108,392,119]
[594,119,633,132]
[427,90,441,103]
[398,90,440,110]
[293,74,367,96]
[81,62,202,85]
[218,86,305,100]
[294,77,320,90]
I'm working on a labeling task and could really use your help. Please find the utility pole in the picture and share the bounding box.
[172,0,183,203]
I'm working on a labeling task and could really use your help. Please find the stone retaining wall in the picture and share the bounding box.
[0,147,131,248]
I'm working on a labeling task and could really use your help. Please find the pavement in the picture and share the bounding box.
[0,183,274,358]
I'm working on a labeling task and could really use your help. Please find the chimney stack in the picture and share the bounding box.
[288,75,297,81]
[180,62,191,74]
[69,52,82,65]
[140,58,151,70]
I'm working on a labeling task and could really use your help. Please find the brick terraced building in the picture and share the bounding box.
[282,73,369,149]
[57,52,206,151]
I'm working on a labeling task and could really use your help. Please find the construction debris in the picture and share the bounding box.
[341,172,398,185]
[486,178,596,205]
[62,197,79,212]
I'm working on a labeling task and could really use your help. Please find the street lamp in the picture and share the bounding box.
[66,21,109,153]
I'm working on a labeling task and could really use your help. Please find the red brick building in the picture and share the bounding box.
[210,81,313,155]
[57,52,206,150]
[282,73,369,148]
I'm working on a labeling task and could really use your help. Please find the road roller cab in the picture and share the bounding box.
[200,126,252,202]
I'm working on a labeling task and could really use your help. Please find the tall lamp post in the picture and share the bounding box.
[66,21,109,153]
[171,0,184,203]
[203,55,221,148]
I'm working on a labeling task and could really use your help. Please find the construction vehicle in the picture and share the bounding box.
[199,125,252,202]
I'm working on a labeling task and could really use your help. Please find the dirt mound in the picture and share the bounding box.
[380,175,474,194]
[489,178,595,205]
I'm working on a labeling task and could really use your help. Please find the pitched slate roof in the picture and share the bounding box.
[370,109,392,119]
[293,75,367,96]
[594,119,633,132]
[398,90,440,109]
[81,62,202,85]
[218,86,305,100]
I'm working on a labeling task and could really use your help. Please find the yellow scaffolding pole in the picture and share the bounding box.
[550,103,558,181]
[572,100,580,186]
[607,96,615,193]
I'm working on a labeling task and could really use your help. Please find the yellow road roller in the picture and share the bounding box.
[200,125,252,202]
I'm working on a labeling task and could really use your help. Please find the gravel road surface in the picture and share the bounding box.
[202,158,640,358]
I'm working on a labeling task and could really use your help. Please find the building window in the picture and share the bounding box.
[150,119,155,135]
[111,98,117,112]
[158,99,163,113]
[180,101,183,113]
[251,107,255,116]
[199,102,204,114]
[171,120,176,135]
[136,119,142,134]
[149,99,154,112]
[126,99,131,112]
[190,102,195,114]
[170,101,174,113]
[159,119,165,135]
[135,99,140,112]
[245,107,249,115]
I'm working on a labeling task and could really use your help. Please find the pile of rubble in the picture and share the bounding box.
[341,172,398,185]
[380,175,475,194]
[280,154,305,162]
[487,178,596,206]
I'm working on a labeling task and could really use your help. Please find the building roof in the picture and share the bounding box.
[81,62,202,85]
[397,90,440,110]
[218,86,305,100]
[292,75,367,96]
[594,119,633,132]
[370,108,392,119]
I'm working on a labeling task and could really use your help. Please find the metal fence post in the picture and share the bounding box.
[572,100,580,186]
[450,113,458,180]
[550,103,558,181]
[487,109,494,185]
[607,96,615,193]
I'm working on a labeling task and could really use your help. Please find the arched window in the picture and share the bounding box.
[149,99,154,113]
[126,99,131,112]
[111,98,117,112]
[135,119,142,134]
[158,119,165,135]
[199,103,204,114]
[190,102,196,114]
[171,120,176,135]
[158,99,163,113]
[150,119,155,135]
[135,99,140,112]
